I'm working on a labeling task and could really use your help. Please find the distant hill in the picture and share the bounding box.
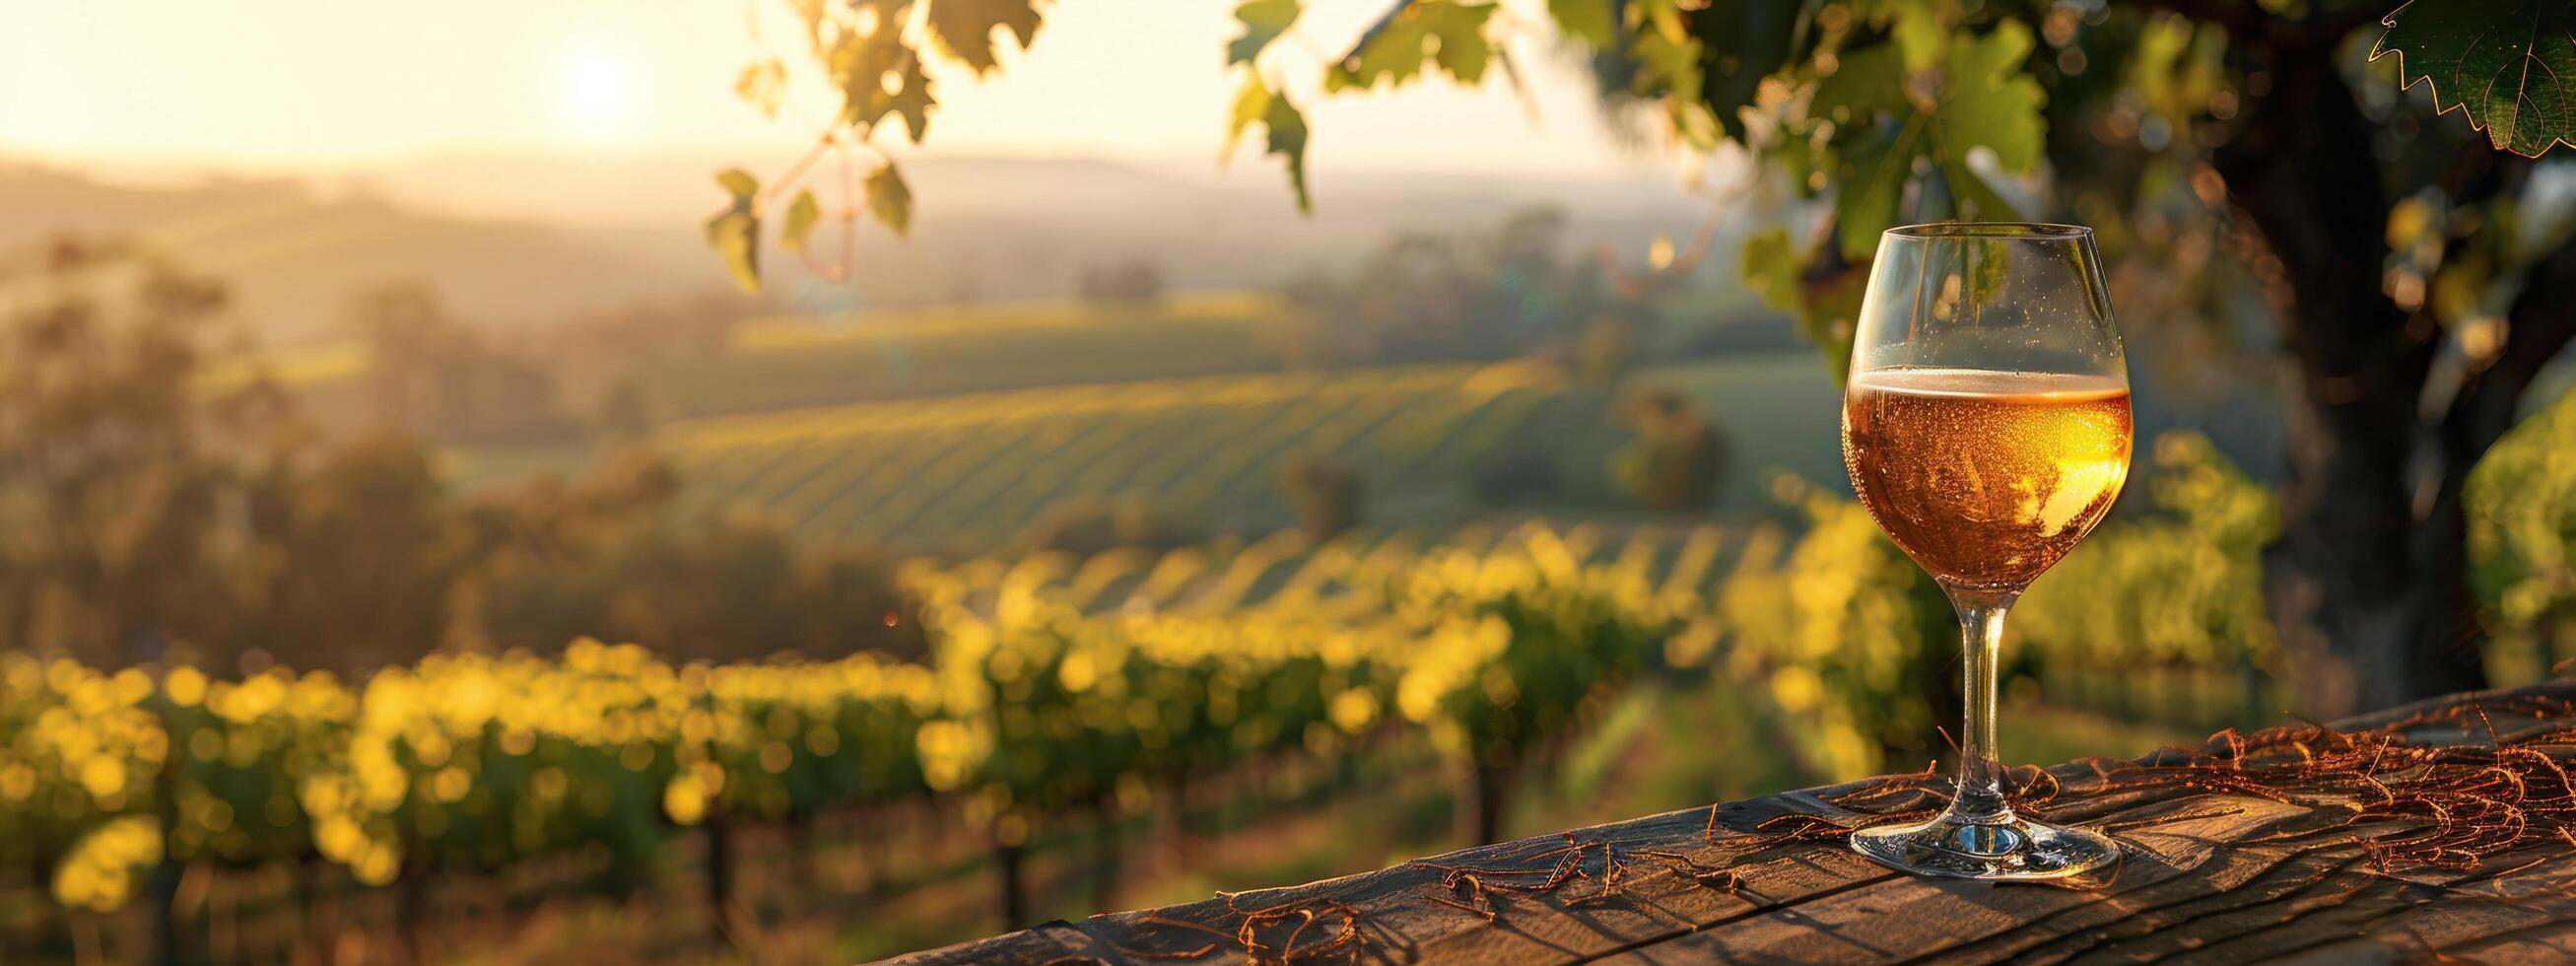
[2,150,1749,345]
[0,162,720,344]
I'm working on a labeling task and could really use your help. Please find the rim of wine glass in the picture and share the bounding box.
[1884,222,2091,241]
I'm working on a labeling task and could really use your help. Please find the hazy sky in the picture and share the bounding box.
[0,0,1670,175]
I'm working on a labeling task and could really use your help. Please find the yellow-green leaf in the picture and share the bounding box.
[781,189,822,254]
[924,0,1046,75]
[734,59,787,120]
[866,163,914,236]
[1226,77,1273,160]
[1265,93,1312,214]
[1740,228,1800,311]
[1548,0,1614,48]
[1327,1,1497,91]
[708,169,763,293]
[1229,0,1302,65]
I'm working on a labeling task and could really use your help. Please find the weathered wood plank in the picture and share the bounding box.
[877,682,2576,965]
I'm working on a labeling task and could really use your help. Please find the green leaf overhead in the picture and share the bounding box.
[1229,0,1302,65]
[707,169,764,294]
[1548,0,1615,48]
[924,0,1046,75]
[1326,1,1498,91]
[1226,76,1273,158]
[1685,0,1804,142]
[1265,91,1315,214]
[2373,0,2576,158]
[865,162,914,235]
[734,58,788,119]
[780,189,823,254]
[1806,22,2046,256]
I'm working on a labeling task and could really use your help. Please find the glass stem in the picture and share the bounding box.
[1944,585,2020,824]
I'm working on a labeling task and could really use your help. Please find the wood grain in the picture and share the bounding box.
[877,682,2576,965]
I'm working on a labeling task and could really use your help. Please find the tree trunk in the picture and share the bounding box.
[2212,37,2480,717]
[1457,759,1514,847]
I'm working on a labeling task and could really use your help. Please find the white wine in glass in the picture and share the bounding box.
[1842,223,2133,880]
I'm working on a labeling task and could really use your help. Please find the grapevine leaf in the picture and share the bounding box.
[1327,1,1497,91]
[883,57,937,144]
[734,59,788,119]
[1740,228,1801,310]
[2373,0,2576,157]
[1629,14,1705,105]
[1225,76,1272,159]
[865,162,914,236]
[1266,92,1313,214]
[1548,0,1615,48]
[781,189,822,254]
[1939,157,2022,223]
[1810,41,1908,125]
[707,169,763,294]
[1834,118,1924,258]
[924,0,1045,75]
[1685,0,1804,142]
[1229,0,1302,65]
[1937,22,2047,173]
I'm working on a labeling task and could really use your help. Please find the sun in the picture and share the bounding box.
[558,47,638,132]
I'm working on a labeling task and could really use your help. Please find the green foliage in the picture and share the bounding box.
[924,0,1045,75]
[712,0,1046,290]
[2016,433,2278,670]
[1386,535,1683,768]
[864,161,913,235]
[2374,0,2576,157]
[1719,484,1951,773]
[2468,386,2576,634]
[780,190,821,253]
[1326,1,1498,92]
[1228,0,1301,65]
[706,170,761,295]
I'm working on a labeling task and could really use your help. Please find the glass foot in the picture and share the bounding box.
[1849,811,2118,880]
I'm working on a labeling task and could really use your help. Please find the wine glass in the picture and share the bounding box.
[1841,222,2132,879]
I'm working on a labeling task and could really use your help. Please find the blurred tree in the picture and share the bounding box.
[725,0,2576,713]
[1077,258,1166,308]
[1609,386,1728,513]
[237,437,476,676]
[0,239,279,667]
[351,283,566,445]
[1283,207,1602,364]
[1281,451,1362,539]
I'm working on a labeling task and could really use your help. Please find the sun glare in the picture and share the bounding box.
[558,48,637,133]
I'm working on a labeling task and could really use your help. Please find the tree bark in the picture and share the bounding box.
[2211,35,2488,716]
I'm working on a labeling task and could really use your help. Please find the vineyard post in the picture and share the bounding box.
[396,854,430,965]
[1457,759,1515,847]
[787,808,819,900]
[1088,794,1119,915]
[705,812,737,946]
[993,834,1027,928]
[147,690,186,966]
[1159,771,1193,874]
